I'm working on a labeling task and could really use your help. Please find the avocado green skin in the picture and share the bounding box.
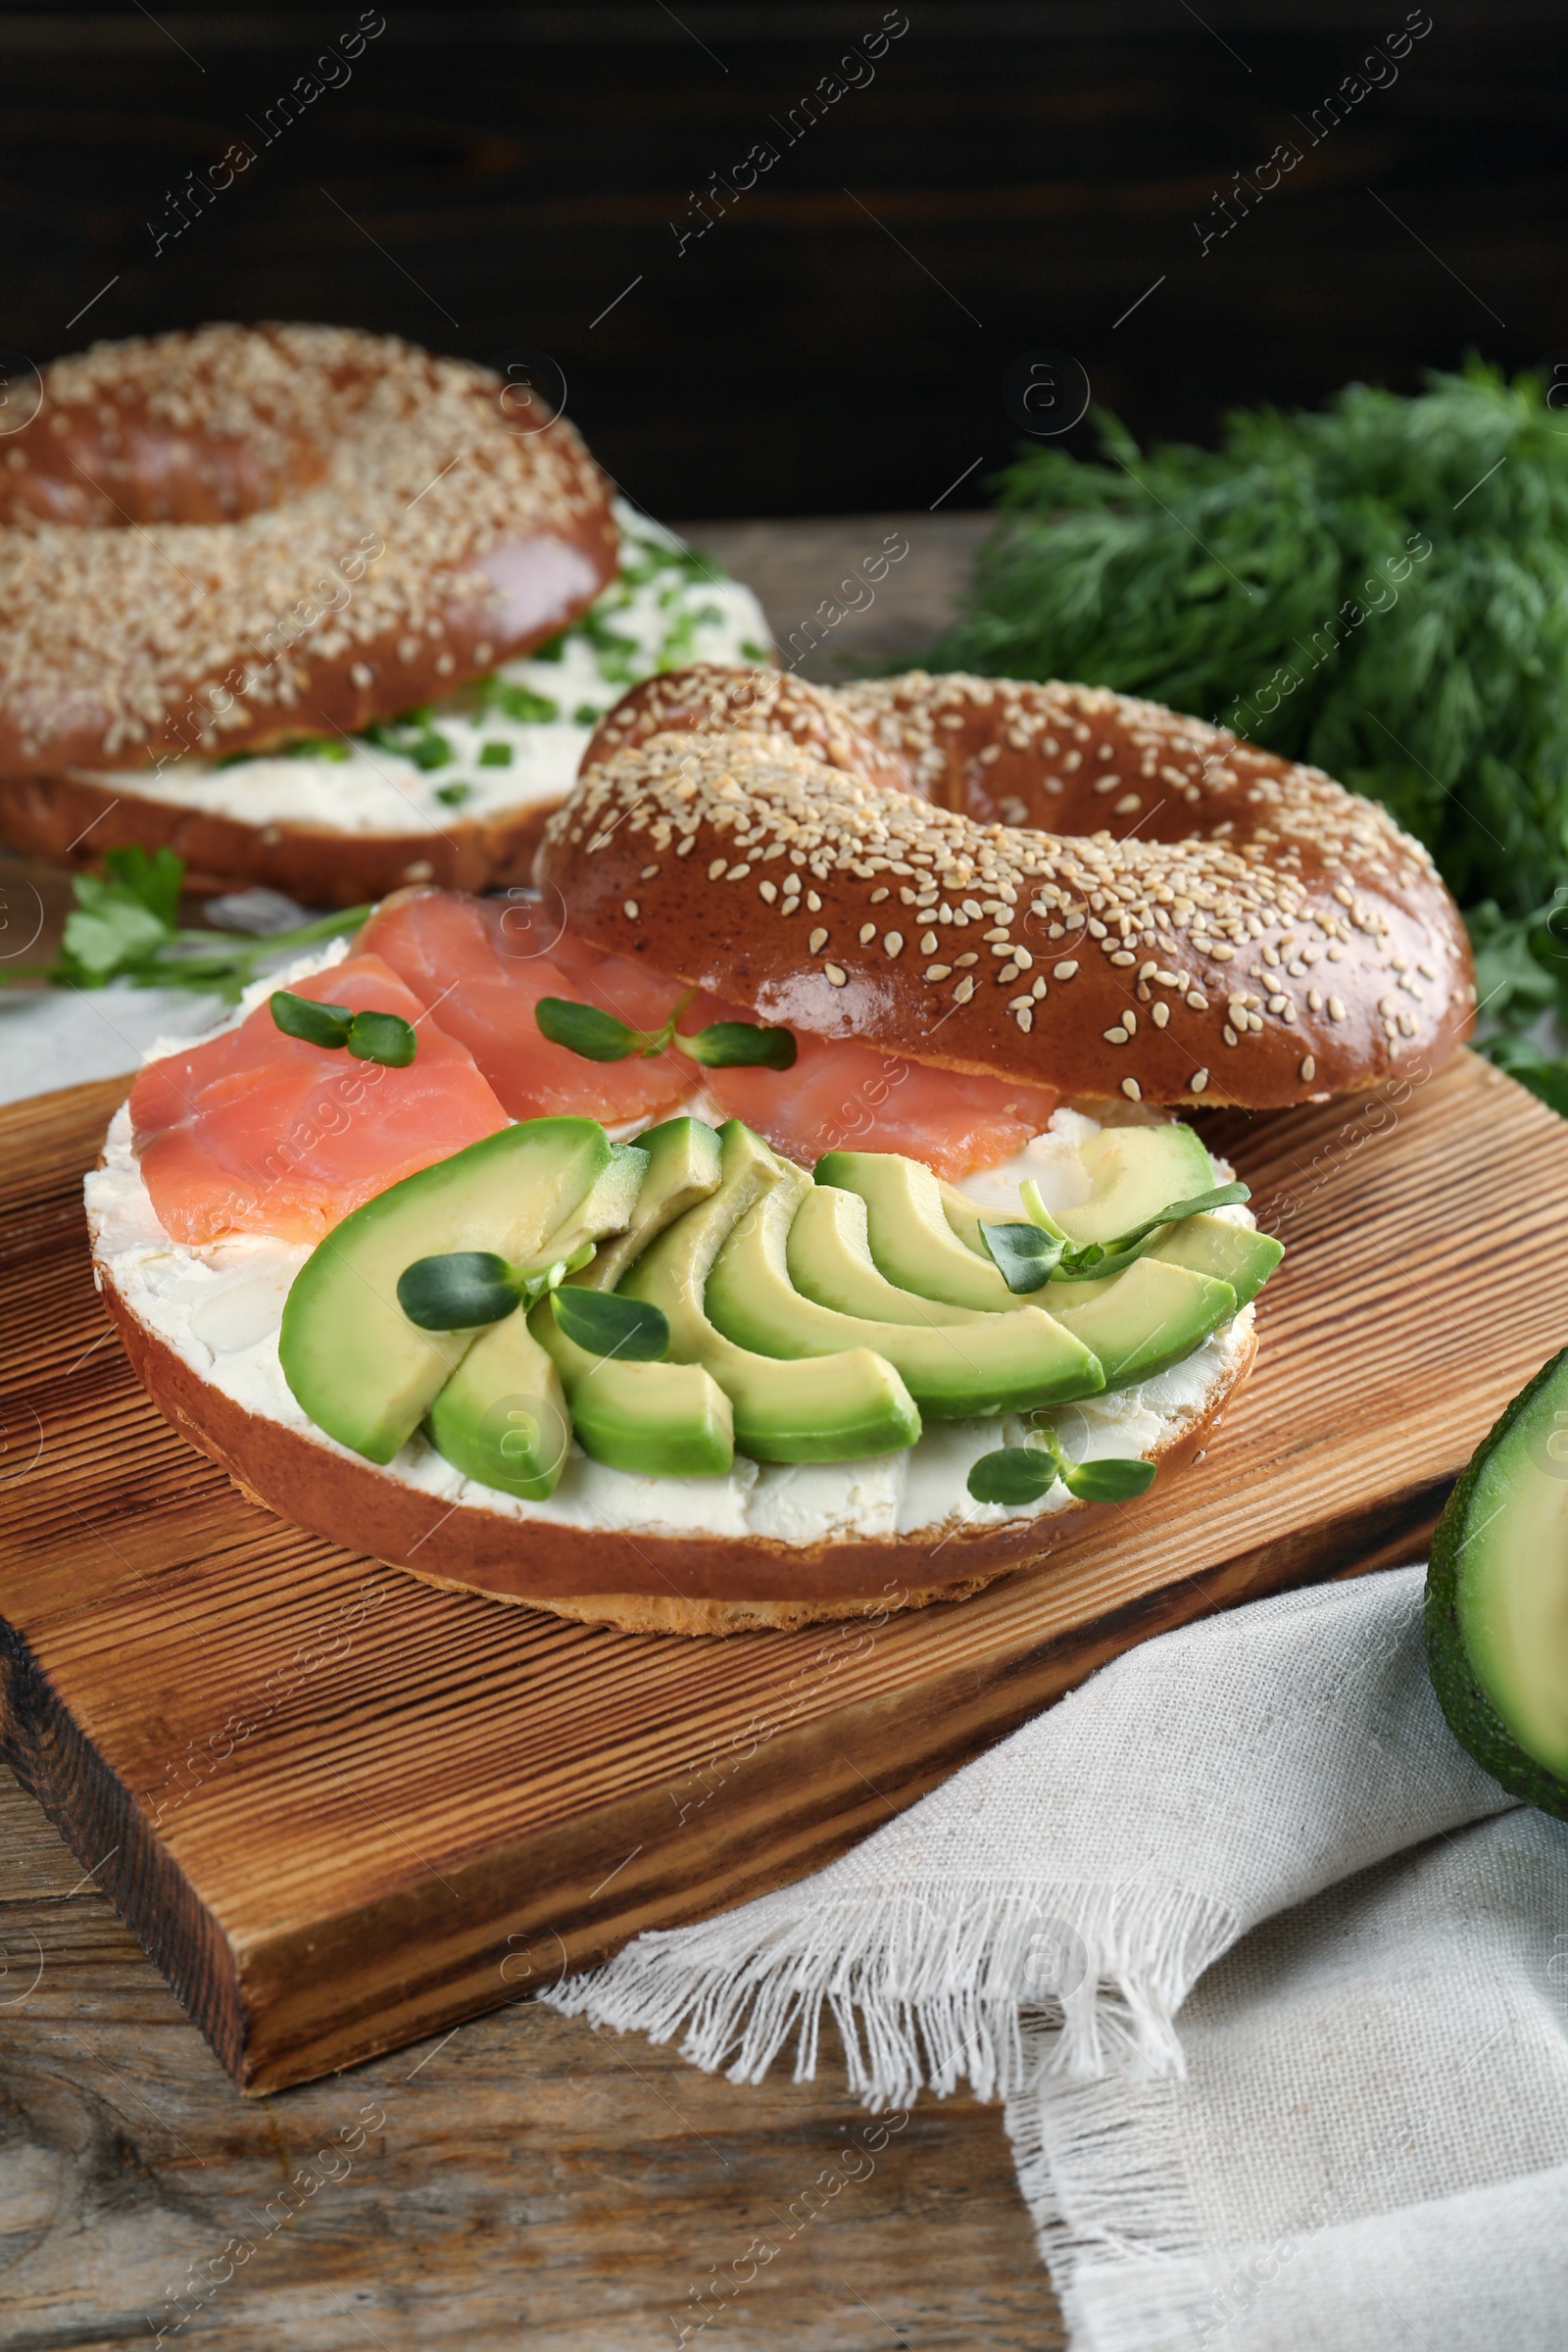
[1425,1345,1568,1820]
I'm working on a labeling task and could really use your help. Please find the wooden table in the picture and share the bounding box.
[0,513,1063,2348]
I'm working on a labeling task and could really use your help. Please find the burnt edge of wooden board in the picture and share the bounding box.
[0,1468,1444,2095]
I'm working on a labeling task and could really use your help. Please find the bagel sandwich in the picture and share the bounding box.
[0,326,767,906]
[87,665,1473,1634]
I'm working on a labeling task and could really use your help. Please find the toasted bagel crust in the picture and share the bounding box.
[99,1262,1255,1637]
[0,324,616,778]
[0,767,549,906]
[556,664,1474,1108]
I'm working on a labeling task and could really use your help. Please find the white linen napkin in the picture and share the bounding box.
[549,1566,1568,2349]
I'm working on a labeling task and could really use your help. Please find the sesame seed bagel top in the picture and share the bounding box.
[0,323,616,777]
[545,664,1474,1107]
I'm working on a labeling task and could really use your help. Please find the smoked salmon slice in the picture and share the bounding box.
[360,889,1058,1177]
[357,889,698,1127]
[703,1028,1057,1182]
[130,954,508,1246]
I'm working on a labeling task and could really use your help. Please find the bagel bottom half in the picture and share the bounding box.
[98,1262,1256,1638]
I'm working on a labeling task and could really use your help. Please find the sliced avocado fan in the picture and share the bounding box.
[281,1106,1279,1503]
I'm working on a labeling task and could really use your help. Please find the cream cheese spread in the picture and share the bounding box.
[89,1018,1254,1552]
[72,505,768,838]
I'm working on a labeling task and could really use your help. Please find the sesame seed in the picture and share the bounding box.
[1299,1055,1316,1081]
[925,963,952,981]
[953,974,976,1003]
[1121,1076,1142,1101]
[622,900,639,919]
[1190,1068,1209,1092]
[808,927,829,953]
[1327,995,1347,1021]
[1104,1026,1129,1045]
[884,932,904,957]
[552,669,1456,1096]
[824,962,848,987]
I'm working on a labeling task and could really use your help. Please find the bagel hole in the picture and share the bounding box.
[0,407,328,527]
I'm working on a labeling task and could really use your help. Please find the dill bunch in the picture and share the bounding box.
[933,362,1568,916]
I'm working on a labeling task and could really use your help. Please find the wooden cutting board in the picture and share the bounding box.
[3,1053,1566,2096]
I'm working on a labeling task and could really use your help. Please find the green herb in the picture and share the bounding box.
[741,639,771,663]
[530,632,567,662]
[985,1181,1249,1290]
[396,1239,597,1331]
[433,781,474,808]
[475,677,559,725]
[269,992,355,1050]
[934,364,1568,921]
[967,1421,1157,1507]
[978,1220,1062,1294]
[345,1007,416,1066]
[397,1250,525,1330]
[0,846,368,1003]
[678,1019,797,1071]
[577,606,645,685]
[534,1000,644,1062]
[282,734,351,761]
[535,992,796,1072]
[477,742,514,767]
[573,703,604,726]
[550,1286,669,1361]
[1467,892,1568,1110]
[270,991,416,1067]
[362,708,457,771]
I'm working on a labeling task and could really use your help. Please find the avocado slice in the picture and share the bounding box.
[935,1179,997,1260]
[1427,1348,1568,1815]
[425,1309,572,1498]
[787,1186,981,1327]
[590,1115,723,1293]
[815,1150,1018,1312]
[532,1298,734,1477]
[528,1142,649,1271]
[522,1115,732,1479]
[1048,1256,1238,1390]
[279,1118,613,1464]
[623,1123,921,1463]
[1145,1214,1282,1310]
[1054,1123,1214,1249]
[710,1177,1102,1418]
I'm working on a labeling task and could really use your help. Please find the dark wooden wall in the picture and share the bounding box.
[2,2,1564,516]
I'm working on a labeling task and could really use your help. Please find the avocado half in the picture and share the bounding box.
[1426,1346,1568,1819]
